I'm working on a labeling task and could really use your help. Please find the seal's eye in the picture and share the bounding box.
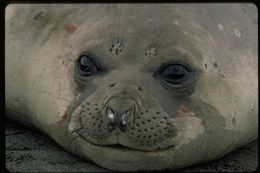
[159,63,190,84]
[78,55,99,76]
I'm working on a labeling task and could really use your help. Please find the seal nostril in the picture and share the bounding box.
[109,83,116,87]
[119,112,127,132]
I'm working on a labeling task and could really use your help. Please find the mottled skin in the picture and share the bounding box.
[5,4,258,171]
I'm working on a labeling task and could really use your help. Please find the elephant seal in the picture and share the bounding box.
[5,4,258,171]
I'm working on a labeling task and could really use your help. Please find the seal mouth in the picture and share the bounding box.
[76,132,161,152]
[94,143,174,153]
[69,99,177,151]
[69,92,180,151]
[76,128,174,152]
[97,144,147,152]
[76,132,174,152]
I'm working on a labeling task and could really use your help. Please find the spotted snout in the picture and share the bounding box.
[68,82,205,151]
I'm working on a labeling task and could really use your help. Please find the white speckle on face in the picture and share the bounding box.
[145,18,153,24]
[218,24,223,31]
[183,31,188,36]
[174,20,180,25]
[130,15,136,19]
[234,28,241,37]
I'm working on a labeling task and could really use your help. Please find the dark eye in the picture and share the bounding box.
[77,55,99,76]
[159,63,190,84]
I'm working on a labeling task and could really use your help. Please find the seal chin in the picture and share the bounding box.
[68,134,180,171]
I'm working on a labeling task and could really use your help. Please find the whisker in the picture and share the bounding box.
[165,117,199,120]
[116,5,121,43]
[40,88,76,98]
[69,127,84,134]
[68,133,80,149]
[52,95,81,105]
[177,130,205,132]
[39,89,86,106]
[79,129,90,136]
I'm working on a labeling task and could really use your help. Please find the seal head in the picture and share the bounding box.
[5,4,257,171]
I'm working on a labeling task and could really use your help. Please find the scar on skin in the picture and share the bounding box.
[183,31,188,36]
[218,24,223,31]
[65,24,77,33]
[176,105,196,117]
[234,28,241,37]
[174,20,180,25]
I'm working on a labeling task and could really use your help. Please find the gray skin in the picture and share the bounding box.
[5,4,258,171]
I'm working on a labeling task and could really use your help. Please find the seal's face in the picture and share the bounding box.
[45,5,256,171]
[5,4,257,171]
[64,6,208,153]
[69,50,204,151]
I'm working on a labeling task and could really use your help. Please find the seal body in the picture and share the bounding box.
[5,4,258,171]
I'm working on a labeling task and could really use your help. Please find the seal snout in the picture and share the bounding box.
[105,97,137,132]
